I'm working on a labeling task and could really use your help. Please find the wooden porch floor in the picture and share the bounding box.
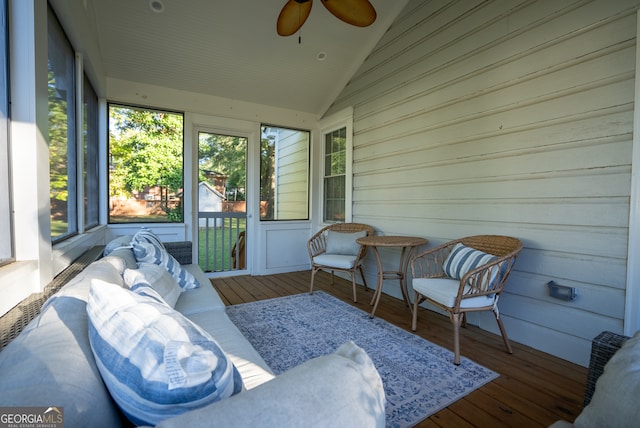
[211,270,586,428]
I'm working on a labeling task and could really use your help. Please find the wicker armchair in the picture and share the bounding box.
[308,223,375,303]
[410,235,522,364]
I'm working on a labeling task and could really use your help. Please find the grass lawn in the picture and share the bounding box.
[198,218,246,272]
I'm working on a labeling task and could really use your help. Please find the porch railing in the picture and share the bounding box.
[198,211,246,272]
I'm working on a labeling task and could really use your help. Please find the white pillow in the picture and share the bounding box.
[86,280,243,426]
[124,263,182,308]
[325,230,367,256]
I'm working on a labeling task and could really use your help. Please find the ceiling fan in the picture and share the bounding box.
[277,0,377,37]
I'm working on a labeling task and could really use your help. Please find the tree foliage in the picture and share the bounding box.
[109,106,184,197]
[198,133,246,200]
[48,69,71,203]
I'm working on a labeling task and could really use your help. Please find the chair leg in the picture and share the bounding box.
[359,265,368,291]
[411,292,421,331]
[351,274,358,303]
[452,313,463,365]
[310,268,318,295]
[494,309,513,354]
[330,270,335,285]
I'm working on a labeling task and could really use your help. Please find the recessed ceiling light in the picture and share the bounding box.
[149,0,165,13]
[316,52,327,61]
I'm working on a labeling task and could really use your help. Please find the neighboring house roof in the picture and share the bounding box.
[198,181,225,200]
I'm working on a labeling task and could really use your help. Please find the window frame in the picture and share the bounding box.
[107,102,185,224]
[82,73,99,230]
[323,126,347,222]
[319,109,353,224]
[259,124,310,221]
[0,0,12,266]
[47,5,78,243]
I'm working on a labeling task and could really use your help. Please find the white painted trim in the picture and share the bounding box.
[75,52,85,234]
[624,10,640,337]
[186,113,260,273]
[318,107,354,223]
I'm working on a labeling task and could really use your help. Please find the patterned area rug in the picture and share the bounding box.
[226,291,499,427]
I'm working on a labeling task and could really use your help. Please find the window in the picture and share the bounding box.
[323,127,347,222]
[83,75,99,229]
[0,0,11,265]
[48,6,77,242]
[260,125,310,221]
[108,104,184,223]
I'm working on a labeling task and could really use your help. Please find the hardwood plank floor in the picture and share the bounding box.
[211,271,586,427]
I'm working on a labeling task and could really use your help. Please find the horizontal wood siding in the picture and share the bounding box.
[274,129,309,220]
[324,0,639,365]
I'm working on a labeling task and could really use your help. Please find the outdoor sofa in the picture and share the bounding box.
[550,330,639,428]
[0,230,385,427]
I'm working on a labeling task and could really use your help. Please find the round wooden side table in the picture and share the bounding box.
[356,235,428,318]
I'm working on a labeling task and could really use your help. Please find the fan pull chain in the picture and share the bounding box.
[298,6,302,44]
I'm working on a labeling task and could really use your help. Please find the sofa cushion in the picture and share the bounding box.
[154,341,386,428]
[108,246,138,270]
[186,310,275,390]
[325,230,367,256]
[0,260,126,428]
[124,263,182,308]
[573,330,640,428]
[174,266,226,314]
[87,280,243,426]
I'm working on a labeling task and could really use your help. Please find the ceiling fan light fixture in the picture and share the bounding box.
[277,0,313,36]
[277,0,376,37]
[321,0,376,27]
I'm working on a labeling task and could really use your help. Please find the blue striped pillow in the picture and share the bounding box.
[443,243,499,286]
[87,280,243,426]
[133,228,167,249]
[133,241,200,290]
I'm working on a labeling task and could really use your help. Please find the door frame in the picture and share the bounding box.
[186,113,258,277]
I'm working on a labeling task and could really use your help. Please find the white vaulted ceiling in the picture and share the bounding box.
[82,0,408,115]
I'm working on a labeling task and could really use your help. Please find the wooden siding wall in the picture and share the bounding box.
[325,0,639,366]
[273,129,310,220]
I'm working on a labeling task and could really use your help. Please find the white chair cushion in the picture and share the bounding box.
[325,230,367,256]
[313,254,357,269]
[412,277,495,309]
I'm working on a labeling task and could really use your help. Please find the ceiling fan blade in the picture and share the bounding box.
[277,0,313,36]
[321,0,376,27]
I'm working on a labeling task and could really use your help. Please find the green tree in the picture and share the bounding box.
[109,105,184,221]
[260,130,275,220]
[198,133,246,200]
